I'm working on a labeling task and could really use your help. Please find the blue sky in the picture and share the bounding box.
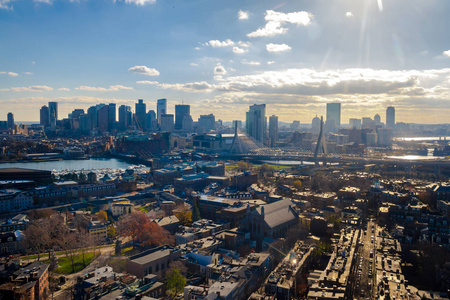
[1,0,450,123]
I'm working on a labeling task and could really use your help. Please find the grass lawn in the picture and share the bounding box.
[52,252,99,275]
[21,244,113,261]
[139,206,150,213]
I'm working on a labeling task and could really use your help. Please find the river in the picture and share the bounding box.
[0,158,135,172]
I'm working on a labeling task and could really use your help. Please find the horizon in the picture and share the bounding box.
[1,0,450,123]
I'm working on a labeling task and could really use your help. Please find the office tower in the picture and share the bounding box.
[374,113,381,125]
[386,106,395,129]
[157,98,167,124]
[119,105,132,131]
[108,103,116,130]
[69,109,85,130]
[291,120,300,131]
[181,115,193,132]
[87,106,98,130]
[160,114,174,132]
[175,104,190,130]
[246,104,266,143]
[40,105,50,127]
[146,110,157,132]
[349,118,361,129]
[79,114,90,133]
[198,114,215,131]
[7,113,14,130]
[362,117,374,128]
[377,127,393,147]
[311,115,321,133]
[48,102,58,127]
[97,105,110,132]
[326,103,341,133]
[135,99,146,131]
[269,115,278,147]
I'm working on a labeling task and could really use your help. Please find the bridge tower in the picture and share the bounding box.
[313,116,327,167]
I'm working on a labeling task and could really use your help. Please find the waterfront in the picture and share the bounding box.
[0,158,135,172]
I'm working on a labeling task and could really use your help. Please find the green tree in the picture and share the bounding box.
[165,269,186,299]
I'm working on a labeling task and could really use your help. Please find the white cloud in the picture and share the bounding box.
[0,0,15,10]
[233,47,248,54]
[242,60,260,66]
[266,43,291,53]
[23,72,33,75]
[128,65,160,76]
[443,50,450,57]
[247,21,287,38]
[123,0,156,5]
[267,61,275,65]
[58,88,70,91]
[7,85,53,92]
[0,71,19,77]
[238,10,249,20]
[248,10,313,38]
[136,80,159,85]
[190,63,199,67]
[214,64,227,75]
[76,85,133,91]
[345,11,353,17]
[238,41,252,48]
[194,47,201,50]
[34,0,52,3]
[206,39,235,47]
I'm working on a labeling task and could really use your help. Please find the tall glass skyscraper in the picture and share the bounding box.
[157,98,167,125]
[246,104,266,143]
[175,104,190,130]
[135,99,146,131]
[326,102,341,132]
[386,106,395,129]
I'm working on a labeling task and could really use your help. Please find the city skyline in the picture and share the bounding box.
[1,0,450,123]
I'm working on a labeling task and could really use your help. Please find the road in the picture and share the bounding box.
[352,219,377,300]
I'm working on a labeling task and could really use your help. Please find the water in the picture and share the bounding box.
[0,158,134,172]
[394,136,450,142]
[386,155,442,161]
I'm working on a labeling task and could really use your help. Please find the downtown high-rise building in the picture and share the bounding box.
[246,104,266,144]
[175,104,190,130]
[269,115,278,147]
[386,106,395,129]
[118,105,132,131]
[40,105,50,127]
[157,98,167,125]
[135,99,146,131]
[198,114,215,131]
[326,102,341,133]
[49,101,58,130]
[108,103,116,131]
[7,113,14,130]
[146,110,157,132]
[160,114,174,132]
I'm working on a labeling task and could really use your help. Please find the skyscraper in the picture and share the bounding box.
[135,99,146,131]
[157,98,167,125]
[326,103,341,133]
[246,104,266,144]
[198,114,216,131]
[118,105,132,131]
[146,110,157,132]
[160,114,174,132]
[7,113,14,130]
[108,103,116,131]
[386,106,395,129]
[269,115,278,147]
[48,101,58,129]
[175,104,190,130]
[40,105,50,127]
